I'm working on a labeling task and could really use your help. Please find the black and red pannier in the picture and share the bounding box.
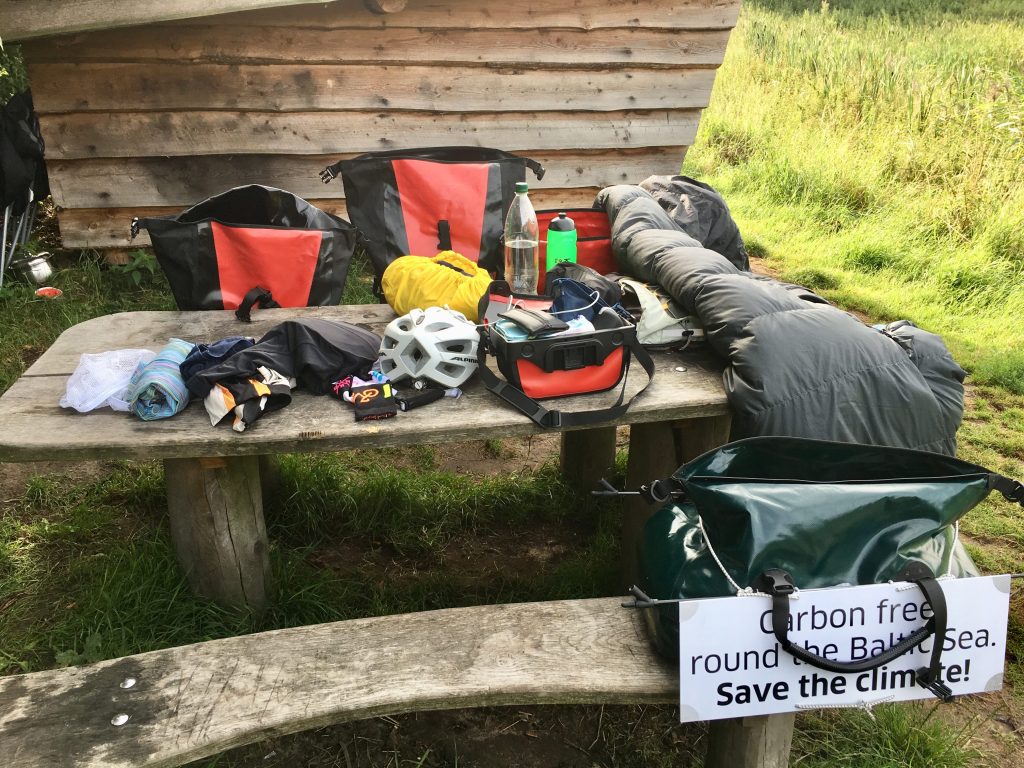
[321,147,544,284]
[133,185,358,313]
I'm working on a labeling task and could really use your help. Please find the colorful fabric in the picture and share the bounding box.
[350,381,397,422]
[204,366,294,432]
[128,338,195,420]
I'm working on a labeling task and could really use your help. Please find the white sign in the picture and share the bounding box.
[678,575,1009,722]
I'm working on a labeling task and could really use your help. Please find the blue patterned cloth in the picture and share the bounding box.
[129,338,196,420]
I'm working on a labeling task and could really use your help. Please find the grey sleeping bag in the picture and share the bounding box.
[598,184,965,454]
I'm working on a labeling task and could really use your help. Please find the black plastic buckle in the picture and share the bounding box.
[622,585,658,609]
[319,166,337,183]
[1002,479,1024,504]
[916,668,953,702]
[436,219,452,251]
[129,217,139,240]
[547,342,598,371]
[758,569,796,596]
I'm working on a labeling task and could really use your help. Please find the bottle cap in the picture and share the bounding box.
[548,212,575,231]
[515,182,529,194]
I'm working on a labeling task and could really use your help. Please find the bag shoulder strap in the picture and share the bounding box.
[992,475,1024,507]
[757,563,953,701]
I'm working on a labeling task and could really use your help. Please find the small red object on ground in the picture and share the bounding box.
[34,286,62,299]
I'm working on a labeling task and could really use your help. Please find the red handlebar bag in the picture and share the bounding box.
[476,280,654,429]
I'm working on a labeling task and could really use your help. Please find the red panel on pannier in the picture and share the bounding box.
[212,223,322,310]
[392,159,491,260]
[516,346,625,399]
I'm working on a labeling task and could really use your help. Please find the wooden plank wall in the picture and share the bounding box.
[20,0,740,248]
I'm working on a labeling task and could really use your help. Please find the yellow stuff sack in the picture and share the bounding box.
[381,251,493,322]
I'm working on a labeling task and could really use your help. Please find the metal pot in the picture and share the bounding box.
[13,252,54,285]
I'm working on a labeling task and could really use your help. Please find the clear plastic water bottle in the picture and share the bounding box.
[503,182,539,294]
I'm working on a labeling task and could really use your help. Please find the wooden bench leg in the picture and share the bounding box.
[621,414,731,588]
[560,426,617,501]
[258,454,282,509]
[164,456,271,613]
[705,714,796,768]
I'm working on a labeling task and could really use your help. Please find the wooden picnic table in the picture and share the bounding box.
[0,303,731,608]
[0,304,799,767]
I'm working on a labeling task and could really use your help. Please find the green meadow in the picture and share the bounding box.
[686,0,1024,394]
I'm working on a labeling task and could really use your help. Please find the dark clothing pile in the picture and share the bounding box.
[183,318,381,430]
[598,181,965,455]
[185,318,380,398]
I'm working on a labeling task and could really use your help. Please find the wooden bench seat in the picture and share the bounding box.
[0,597,793,767]
[1,598,677,767]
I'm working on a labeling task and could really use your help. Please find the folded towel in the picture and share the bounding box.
[128,338,196,420]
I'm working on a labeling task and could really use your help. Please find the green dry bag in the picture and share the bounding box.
[636,436,1023,670]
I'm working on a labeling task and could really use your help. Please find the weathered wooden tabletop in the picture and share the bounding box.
[0,304,728,462]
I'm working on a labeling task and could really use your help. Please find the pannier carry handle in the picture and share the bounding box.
[235,286,281,322]
[318,147,546,184]
[757,562,953,700]
[477,335,655,429]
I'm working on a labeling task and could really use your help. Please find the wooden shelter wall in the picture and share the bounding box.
[19,0,740,248]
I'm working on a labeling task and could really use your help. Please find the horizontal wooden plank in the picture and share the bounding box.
[48,148,686,209]
[0,598,678,768]
[4,0,740,40]
[57,189,606,247]
[180,0,742,31]
[28,62,716,114]
[40,109,702,160]
[0,0,341,41]
[0,306,727,461]
[21,26,732,67]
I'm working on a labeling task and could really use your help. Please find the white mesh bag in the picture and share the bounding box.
[60,349,157,413]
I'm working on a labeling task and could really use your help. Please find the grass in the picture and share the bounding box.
[683,0,1024,706]
[685,0,1024,395]
[792,703,986,768]
[3,0,1024,764]
[0,448,622,674]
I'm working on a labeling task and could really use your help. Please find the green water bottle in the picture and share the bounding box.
[546,212,577,271]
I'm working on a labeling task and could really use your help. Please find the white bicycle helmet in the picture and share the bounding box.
[378,306,480,388]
